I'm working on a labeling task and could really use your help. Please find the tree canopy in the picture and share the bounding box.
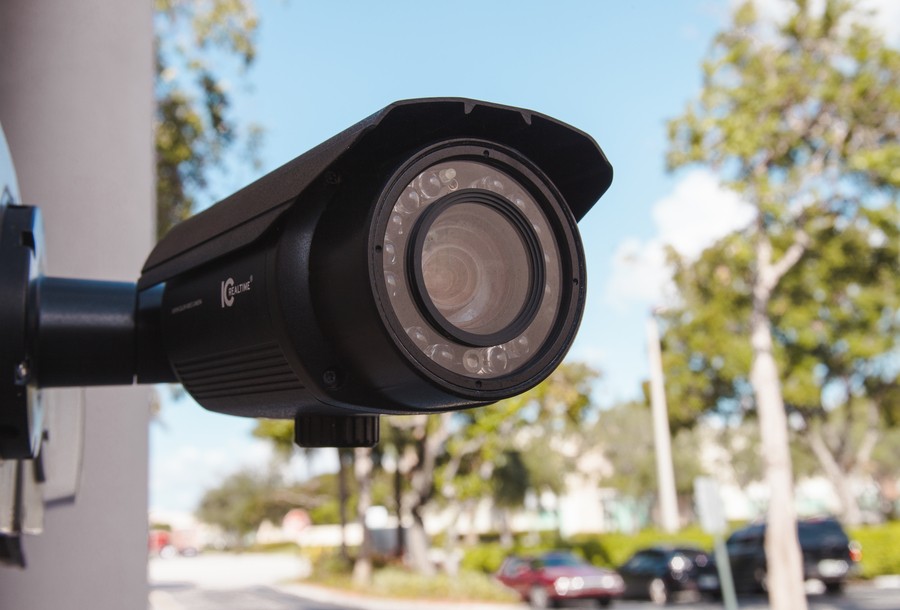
[665,1,899,608]
[154,0,261,238]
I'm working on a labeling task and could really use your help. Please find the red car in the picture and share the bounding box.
[497,551,625,608]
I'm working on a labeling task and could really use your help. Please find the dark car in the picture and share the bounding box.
[496,551,625,608]
[617,545,716,605]
[721,517,860,594]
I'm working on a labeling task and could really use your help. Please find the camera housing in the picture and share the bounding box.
[2,98,612,451]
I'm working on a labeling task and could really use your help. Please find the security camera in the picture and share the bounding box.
[0,98,612,453]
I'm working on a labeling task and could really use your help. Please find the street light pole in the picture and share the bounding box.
[646,310,680,533]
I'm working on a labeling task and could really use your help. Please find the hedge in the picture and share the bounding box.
[463,522,900,579]
[850,522,900,579]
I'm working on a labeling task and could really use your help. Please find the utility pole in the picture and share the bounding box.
[646,310,680,533]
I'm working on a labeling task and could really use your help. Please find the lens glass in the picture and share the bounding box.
[421,203,530,336]
[380,158,564,380]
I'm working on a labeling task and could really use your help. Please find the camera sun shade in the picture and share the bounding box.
[1,98,613,451]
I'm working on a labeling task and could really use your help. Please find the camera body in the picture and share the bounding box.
[2,98,612,452]
[141,99,611,422]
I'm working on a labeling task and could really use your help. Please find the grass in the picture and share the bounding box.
[304,565,519,603]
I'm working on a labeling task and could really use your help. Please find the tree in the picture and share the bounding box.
[253,420,369,564]
[384,413,453,576]
[438,362,599,545]
[663,213,899,522]
[588,401,705,522]
[196,469,297,540]
[154,0,261,238]
[666,2,900,608]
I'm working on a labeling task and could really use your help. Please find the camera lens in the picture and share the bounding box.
[411,192,542,347]
[376,149,573,384]
[422,203,528,335]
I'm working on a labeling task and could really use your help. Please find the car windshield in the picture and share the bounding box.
[798,521,848,545]
[539,553,585,568]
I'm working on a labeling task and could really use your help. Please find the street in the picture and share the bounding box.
[149,555,900,610]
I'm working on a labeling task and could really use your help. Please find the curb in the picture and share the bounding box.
[872,575,900,589]
[274,583,524,610]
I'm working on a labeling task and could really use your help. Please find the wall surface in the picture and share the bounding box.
[0,0,153,608]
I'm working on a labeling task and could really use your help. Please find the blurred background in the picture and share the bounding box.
[149,0,900,607]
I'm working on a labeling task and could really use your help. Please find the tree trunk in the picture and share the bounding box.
[499,508,514,548]
[750,244,808,610]
[401,414,450,575]
[338,448,350,562]
[805,425,863,525]
[394,460,405,560]
[352,447,374,587]
[406,508,435,576]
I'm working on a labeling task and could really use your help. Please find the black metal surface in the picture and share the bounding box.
[293,413,379,448]
[33,278,136,387]
[0,534,25,568]
[0,204,43,459]
[138,97,611,290]
[135,284,176,383]
[0,99,613,449]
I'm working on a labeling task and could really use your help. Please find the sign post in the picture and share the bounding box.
[694,477,738,610]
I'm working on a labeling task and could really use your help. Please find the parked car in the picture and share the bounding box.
[719,516,860,594]
[496,551,625,608]
[617,545,716,605]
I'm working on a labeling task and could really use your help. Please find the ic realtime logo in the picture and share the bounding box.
[220,275,253,308]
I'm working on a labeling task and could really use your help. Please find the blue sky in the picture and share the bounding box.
[148,0,899,514]
[150,0,731,515]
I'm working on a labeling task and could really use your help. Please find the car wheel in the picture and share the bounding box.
[754,567,769,593]
[530,585,554,609]
[825,581,844,595]
[648,578,669,605]
[596,598,613,607]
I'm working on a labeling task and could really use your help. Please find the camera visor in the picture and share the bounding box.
[378,155,565,381]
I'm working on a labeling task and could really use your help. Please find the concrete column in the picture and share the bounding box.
[647,313,681,533]
[0,1,153,608]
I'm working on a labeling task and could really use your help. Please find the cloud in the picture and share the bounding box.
[604,169,753,310]
[150,437,275,513]
[735,0,900,45]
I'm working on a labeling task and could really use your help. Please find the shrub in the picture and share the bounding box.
[368,568,518,602]
[460,542,508,574]
[850,522,900,579]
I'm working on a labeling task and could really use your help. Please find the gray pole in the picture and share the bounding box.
[0,0,153,607]
[713,535,740,610]
[646,311,680,533]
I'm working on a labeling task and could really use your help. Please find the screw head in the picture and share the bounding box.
[14,362,29,383]
[323,369,340,388]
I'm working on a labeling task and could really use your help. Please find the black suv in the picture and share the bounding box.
[723,517,859,594]
[618,545,716,604]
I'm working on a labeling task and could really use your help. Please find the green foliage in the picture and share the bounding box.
[849,522,900,579]
[587,401,706,498]
[365,568,517,601]
[461,528,717,574]
[247,541,302,554]
[439,362,601,507]
[568,528,716,569]
[308,549,355,578]
[491,450,530,508]
[154,0,262,238]
[455,521,900,580]
[460,542,510,574]
[305,554,518,602]
[664,0,900,525]
[252,419,295,455]
[196,469,294,537]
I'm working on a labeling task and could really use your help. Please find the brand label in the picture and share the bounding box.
[221,275,253,308]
